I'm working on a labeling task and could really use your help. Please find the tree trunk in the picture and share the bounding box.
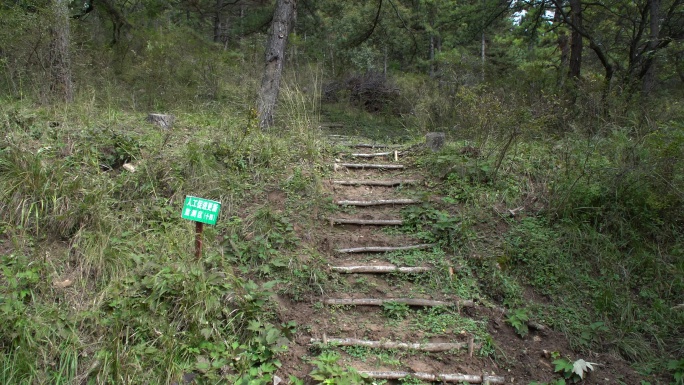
[642,0,660,94]
[50,0,73,102]
[213,0,229,46]
[568,0,582,81]
[256,0,296,129]
[554,5,569,88]
[93,0,131,45]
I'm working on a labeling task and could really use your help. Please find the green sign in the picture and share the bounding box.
[182,196,221,225]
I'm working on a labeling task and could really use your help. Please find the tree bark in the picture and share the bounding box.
[568,0,583,81]
[642,0,661,94]
[554,5,569,88]
[256,0,296,129]
[50,0,73,102]
[213,0,229,46]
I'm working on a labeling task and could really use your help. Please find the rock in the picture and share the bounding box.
[425,132,445,152]
[122,163,136,173]
[146,113,175,129]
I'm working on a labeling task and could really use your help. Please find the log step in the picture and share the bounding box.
[336,244,436,253]
[336,163,404,170]
[309,338,478,353]
[336,199,418,206]
[330,218,403,226]
[359,371,505,384]
[332,179,419,186]
[345,151,399,158]
[324,298,474,308]
[331,265,432,274]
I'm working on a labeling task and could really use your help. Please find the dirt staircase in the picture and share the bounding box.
[299,136,506,384]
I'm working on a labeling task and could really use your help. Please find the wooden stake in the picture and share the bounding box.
[195,221,203,260]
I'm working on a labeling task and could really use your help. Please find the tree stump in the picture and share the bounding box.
[146,113,175,129]
[426,132,445,152]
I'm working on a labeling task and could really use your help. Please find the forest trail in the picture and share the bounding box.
[281,135,507,383]
[274,134,643,384]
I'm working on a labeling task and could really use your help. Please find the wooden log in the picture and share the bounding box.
[359,371,505,384]
[330,218,403,225]
[337,163,404,169]
[331,265,432,274]
[323,298,474,308]
[336,244,436,253]
[351,144,391,148]
[332,179,419,186]
[347,152,394,158]
[336,199,418,206]
[309,338,477,352]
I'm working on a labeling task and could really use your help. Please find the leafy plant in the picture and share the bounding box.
[308,351,370,384]
[382,301,410,319]
[506,308,529,338]
[579,321,608,348]
[669,358,684,385]
[401,204,469,251]
[552,357,597,383]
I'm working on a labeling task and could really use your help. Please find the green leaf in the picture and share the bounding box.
[553,358,573,373]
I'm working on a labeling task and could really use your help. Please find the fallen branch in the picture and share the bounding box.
[336,199,418,206]
[310,338,477,352]
[324,298,474,308]
[337,163,404,169]
[330,218,403,225]
[331,265,432,273]
[359,371,505,384]
[336,244,436,253]
[333,179,419,186]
